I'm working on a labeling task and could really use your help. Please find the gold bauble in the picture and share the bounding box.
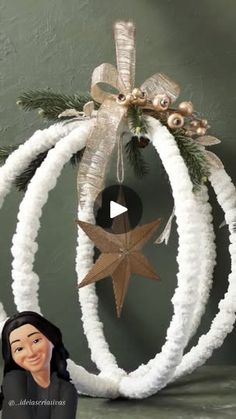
[132,87,142,98]
[132,90,147,106]
[116,93,133,106]
[185,130,194,137]
[136,97,147,106]
[152,94,170,111]
[167,113,184,129]
[201,119,208,127]
[190,120,199,128]
[178,101,194,115]
[196,127,206,136]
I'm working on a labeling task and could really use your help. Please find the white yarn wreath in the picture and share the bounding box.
[76,117,219,398]
[0,119,120,398]
[0,114,235,398]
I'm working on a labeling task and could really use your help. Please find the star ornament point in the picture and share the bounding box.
[77,218,161,317]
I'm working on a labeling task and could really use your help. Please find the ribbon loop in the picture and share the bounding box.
[91,63,125,104]
[114,21,136,94]
[140,73,180,103]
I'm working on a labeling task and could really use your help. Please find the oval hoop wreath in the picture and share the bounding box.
[76,117,218,398]
[0,20,235,401]
[0,119,126,398]
[7,115,235,398]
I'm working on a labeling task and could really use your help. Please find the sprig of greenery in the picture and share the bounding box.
[6,89,211,191]
[17,90,93,120]
[70,148,85,166]
[0,145,18,164]
[127,106,148,136]
[15,150,49,191]
[15,148,86,191]
[125,136,149,178]
[0,145,86,191]
[175,134,210,191]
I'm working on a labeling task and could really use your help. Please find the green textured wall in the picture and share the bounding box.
[0,0,236,371]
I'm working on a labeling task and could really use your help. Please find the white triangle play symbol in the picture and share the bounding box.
[110,201,128,219]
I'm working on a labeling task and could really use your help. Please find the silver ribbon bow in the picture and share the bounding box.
[77,21,180,209]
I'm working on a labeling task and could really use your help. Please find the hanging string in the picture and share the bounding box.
[116,133,125,184]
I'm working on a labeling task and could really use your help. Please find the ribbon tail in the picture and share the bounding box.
[77,99,127,211]
[155,207,175,245]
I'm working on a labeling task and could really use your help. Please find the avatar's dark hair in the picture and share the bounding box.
[0,311,71,410]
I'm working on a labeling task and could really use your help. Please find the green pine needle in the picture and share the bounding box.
[14,150,49,191]
[69,148,85,166]
[13,147,85,191]
[175,135,210,191]
[0,145,18,164]
[125,137,149,178]
[17,89,93,120]
[127,106,148,136]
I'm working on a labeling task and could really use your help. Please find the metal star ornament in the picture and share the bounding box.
[77,218,161,317]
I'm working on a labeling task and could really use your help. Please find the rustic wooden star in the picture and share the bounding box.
[77,217,161,317]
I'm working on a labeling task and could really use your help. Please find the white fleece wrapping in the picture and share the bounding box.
[9,118,124,397]
[1,116,235,399]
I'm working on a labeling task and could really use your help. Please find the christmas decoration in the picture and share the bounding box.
[0,20,235,401]
[77,219,161,317]
[17,90,92,120]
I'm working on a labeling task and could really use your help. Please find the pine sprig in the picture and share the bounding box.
[127,106,148,136]
[15,149,50,191]
[125,137,149,178]
[0,145,18,164]
[70,148,85,166]
[17,90,93,120]
[175,135,210,190]
[14,147,85,191]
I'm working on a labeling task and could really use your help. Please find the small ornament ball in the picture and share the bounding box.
[178,101,194,115]
[152,94,170,111]
[196,127,206,136]
[167,112,184,129]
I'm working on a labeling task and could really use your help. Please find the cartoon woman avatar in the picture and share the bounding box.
[0,311,78,418]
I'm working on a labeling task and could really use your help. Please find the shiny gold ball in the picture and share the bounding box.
[116,93,133,106]
[132,91,147,106]
[190,120,199,128]
[132,88,142,98]
[167,113,184,129]
[201,119,208,127]
[136,97,147,106]
[178,101,194,115]
[125,93,135,105]
[185,130,194,137]
[152,94,170,111]
[196,127,206,136]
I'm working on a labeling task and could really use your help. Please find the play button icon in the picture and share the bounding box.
[94,184,143,233]
[110,201,128,218]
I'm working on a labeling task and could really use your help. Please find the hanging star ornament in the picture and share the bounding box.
[77,218,161,317]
